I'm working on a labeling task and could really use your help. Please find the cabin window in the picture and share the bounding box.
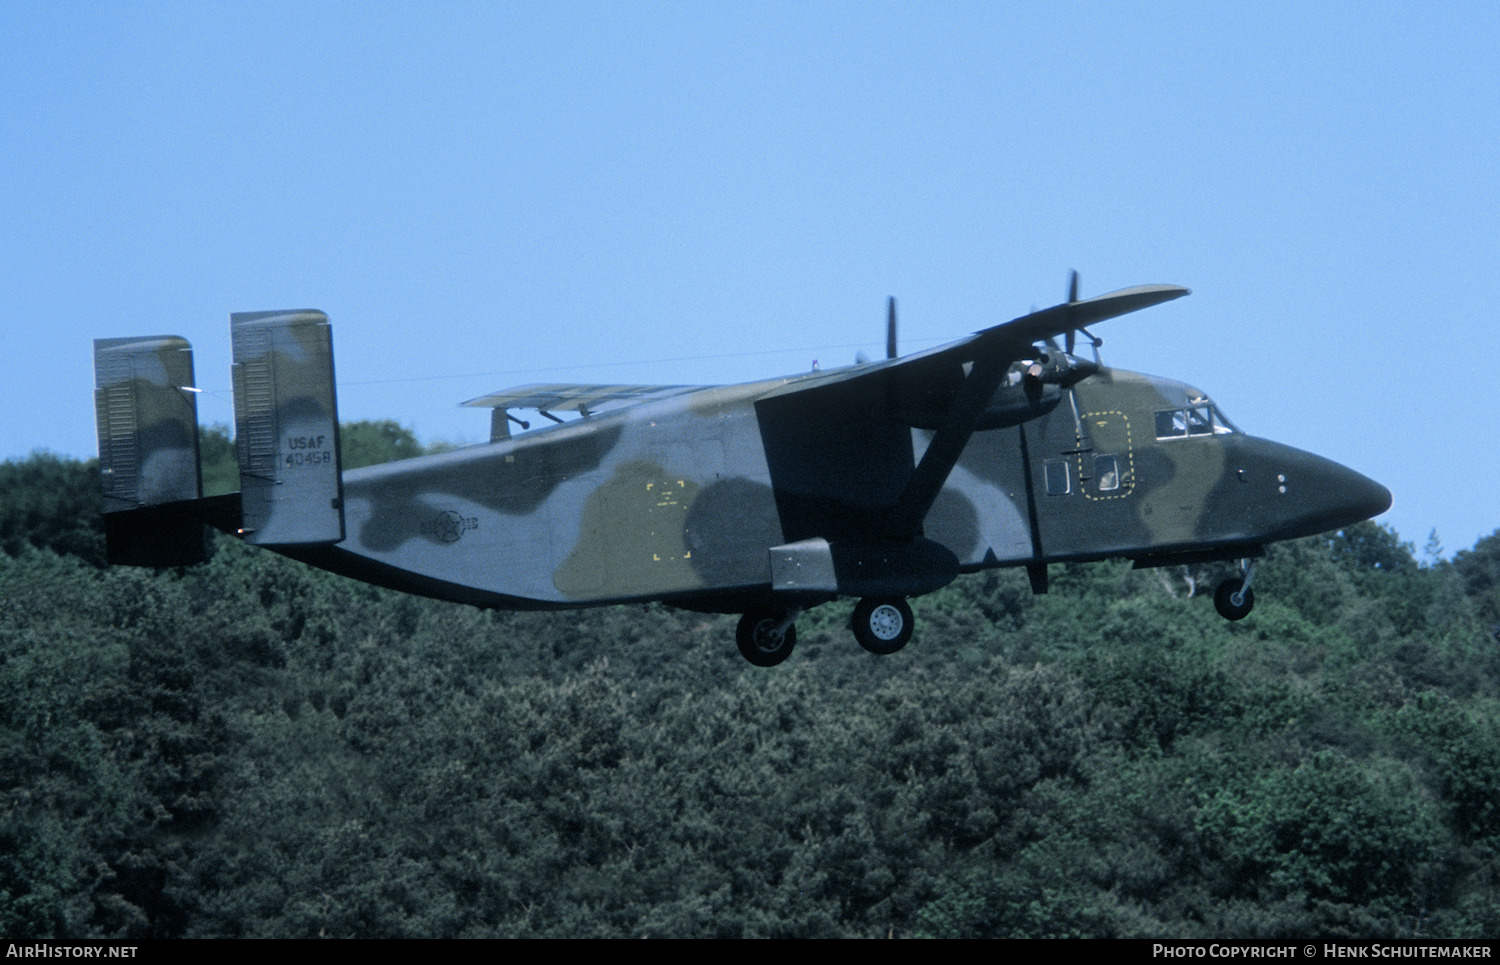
[1095,454,1120,491]
[1155,405,1237,439]
[1156,409,1188,438]
[1044,459,1070,495]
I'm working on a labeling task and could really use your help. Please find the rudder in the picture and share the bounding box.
[92,335,210,566]
[230,310,345,545]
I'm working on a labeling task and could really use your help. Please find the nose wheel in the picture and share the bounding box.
[852,597,914,654]
[1213,561,1257,621]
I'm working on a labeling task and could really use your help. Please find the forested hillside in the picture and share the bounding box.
[2,427,1498,938]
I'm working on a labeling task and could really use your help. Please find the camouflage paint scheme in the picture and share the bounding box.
[93,335,209,567]
[94,335,201,512]
[230,311,344,546]
[290,359,1388,614]
[94,283,1392,641]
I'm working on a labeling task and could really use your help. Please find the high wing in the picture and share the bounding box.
[958,282,1190,355]
[783,283,1190,403]
[464,284,1186,542]
[462,383,702,416]
[764,283,1190,542]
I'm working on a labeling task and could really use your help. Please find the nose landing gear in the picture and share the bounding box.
[1213,560,1257,621]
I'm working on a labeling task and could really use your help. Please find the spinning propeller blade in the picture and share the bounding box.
[1065,270,1080,354]
[887,296,898,360]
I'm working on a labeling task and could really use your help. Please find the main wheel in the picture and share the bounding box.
[852,597,914,654]
[736,609,797,667]
[1214,578,1255,621]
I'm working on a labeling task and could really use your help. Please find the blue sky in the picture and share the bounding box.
[3,1,1495,557]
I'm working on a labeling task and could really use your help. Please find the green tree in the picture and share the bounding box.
[1327,521,1418,576]
[338,420,425,470]
[1452,530,1500,639]
[1198,751,1444,933]
[198,424,237,496]
[0,453,103,564]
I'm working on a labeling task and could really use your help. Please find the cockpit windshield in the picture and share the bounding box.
[1155,403,1238,439]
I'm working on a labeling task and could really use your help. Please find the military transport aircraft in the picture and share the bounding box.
[94,276,1391,666]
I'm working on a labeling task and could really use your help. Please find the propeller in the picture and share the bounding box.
[1059,271,1105,468]
[1021,272,1105,446]
[1064,270,1104,365]
[887,296,898,360]
[857,296,900,366]
[1065,270,1079,354]
[1029,272,1100,386]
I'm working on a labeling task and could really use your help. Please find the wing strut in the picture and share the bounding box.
[757,280,1189,544]
[879,349,1011,541]
[871,282,1190,542]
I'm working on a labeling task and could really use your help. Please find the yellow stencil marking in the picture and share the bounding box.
[1078,410,1134,501]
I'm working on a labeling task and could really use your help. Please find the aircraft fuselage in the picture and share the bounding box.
[290,362,1388,614]
[94,284,1392,665]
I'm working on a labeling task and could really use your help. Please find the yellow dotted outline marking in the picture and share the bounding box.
[1078,411,1134,501]
[647,479,692,561]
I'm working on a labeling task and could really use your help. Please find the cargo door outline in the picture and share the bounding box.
[1077,410,1134,501]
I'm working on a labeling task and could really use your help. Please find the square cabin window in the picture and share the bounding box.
[1156,409,1188,439]
[1095,454,1120,491]
[1044,459,1070,495]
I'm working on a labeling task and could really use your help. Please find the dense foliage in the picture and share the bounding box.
[2,433,1498,938]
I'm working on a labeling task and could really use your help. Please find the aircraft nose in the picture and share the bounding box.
[1343,467,1394,524]
[1291,456,1392,535]
[1237,438,1392,541]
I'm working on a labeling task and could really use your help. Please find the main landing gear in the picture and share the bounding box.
[1213,560,1257,621]
[736,608,800,667]
[734,596,916,666]
[851,597,914,655]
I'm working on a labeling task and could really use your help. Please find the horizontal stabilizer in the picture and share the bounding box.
[103,501,212,568]
[231,310,345,546]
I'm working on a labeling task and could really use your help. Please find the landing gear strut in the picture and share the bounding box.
[1213,560,1257,621]
[736,608,799,667]
[851,597,914,655]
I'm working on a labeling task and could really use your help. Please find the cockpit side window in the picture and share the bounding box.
[1155,404,1236,439]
